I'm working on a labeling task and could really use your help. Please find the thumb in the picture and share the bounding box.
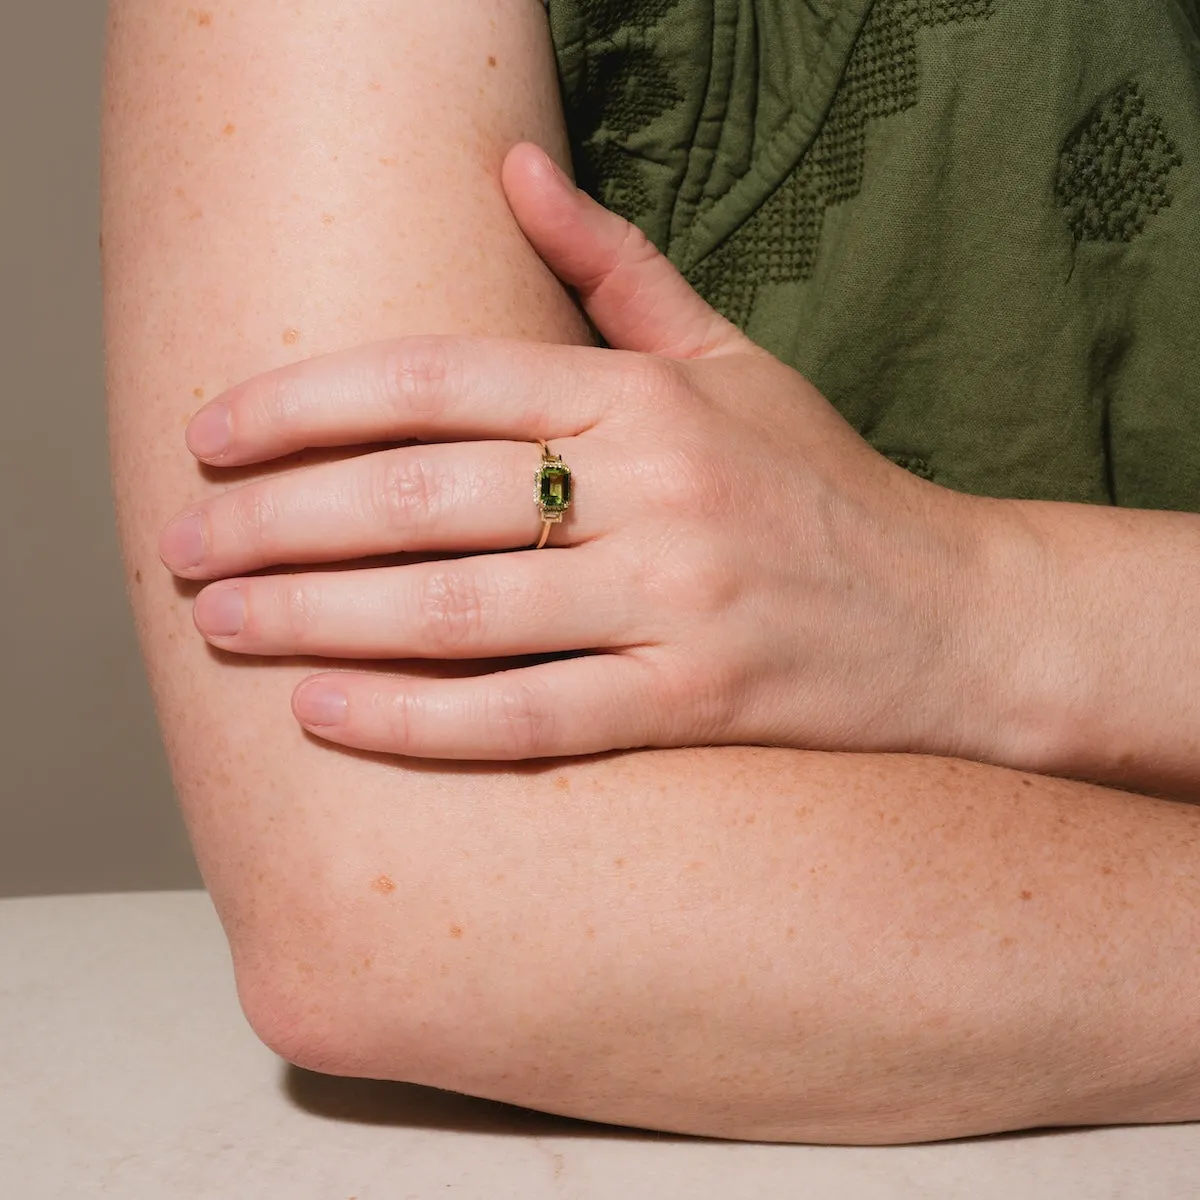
[501,143,751,360]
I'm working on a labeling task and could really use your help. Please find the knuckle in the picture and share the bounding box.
[248,370,307,431]
[230,485,281,554]
[487,677,555,759]
[619,351,685,410]
[642,442,730,516]
[279,578,318,643]
[640,535,734,620]
[414,569,490,654]
[384,688,418,752]
[370,451,445,531]
[385,336,458,422]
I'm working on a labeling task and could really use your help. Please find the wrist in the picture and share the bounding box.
[939,494,1078,776]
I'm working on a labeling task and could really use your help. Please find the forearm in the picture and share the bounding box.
[967,496,1200,801]
[260,747,1200,1145]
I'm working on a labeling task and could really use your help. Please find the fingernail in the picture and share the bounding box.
[187,404,233,459]
[159,512,206,571]
[541,149,577,195]
[194,585,245,637]
[295,683,348,726]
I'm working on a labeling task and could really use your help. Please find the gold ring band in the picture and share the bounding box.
[533,437,572,549]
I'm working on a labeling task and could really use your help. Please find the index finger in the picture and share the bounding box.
[184,334,624,467]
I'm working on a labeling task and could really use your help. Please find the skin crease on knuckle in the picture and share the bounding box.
[371,448,445,537]
[414,568,492,657]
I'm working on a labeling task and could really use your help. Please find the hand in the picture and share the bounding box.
[158,143,991,762]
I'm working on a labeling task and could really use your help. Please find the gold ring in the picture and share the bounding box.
[533,438,572,549]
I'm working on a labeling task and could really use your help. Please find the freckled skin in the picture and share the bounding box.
[282,328,301,346]
[104,0,1200,1144]
[192,387,204,399]
[1020,890,1034,901]
[450,925,464,939]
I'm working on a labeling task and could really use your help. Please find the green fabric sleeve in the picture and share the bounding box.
[547,0,1200,512]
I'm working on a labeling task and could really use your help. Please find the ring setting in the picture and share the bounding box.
[534,438,572,549]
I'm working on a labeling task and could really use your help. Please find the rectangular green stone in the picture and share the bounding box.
[538,464,572,513]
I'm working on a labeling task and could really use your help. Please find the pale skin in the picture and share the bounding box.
[102,0,1200,1144]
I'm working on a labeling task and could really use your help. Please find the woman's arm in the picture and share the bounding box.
[970,497,1200,803]
[102,0,1200,1143]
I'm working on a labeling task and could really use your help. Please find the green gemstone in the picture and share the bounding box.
[537,462,572,514]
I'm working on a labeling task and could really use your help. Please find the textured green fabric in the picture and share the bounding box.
[546,0,1200,511]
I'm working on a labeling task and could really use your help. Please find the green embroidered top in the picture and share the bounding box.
[545,0,1200,511]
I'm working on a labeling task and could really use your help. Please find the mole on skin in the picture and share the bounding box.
[1019,889,1034,901]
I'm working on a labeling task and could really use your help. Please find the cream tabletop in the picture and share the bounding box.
[2,891,1197,1199]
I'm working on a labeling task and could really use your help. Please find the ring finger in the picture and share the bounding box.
[159,436,603,580]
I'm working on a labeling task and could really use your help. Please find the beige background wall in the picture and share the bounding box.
[0,2,201,896]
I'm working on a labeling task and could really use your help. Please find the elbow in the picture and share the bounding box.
[227,900,456,1083]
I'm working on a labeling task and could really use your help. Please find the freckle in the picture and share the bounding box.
[283,328,301,346]
[1101,865,1114,876]
[1019,889,1033,901]
[555,775,570,791]
[785,925,795,940]
[379,156,398,168]
[585,926,595,940]
[222,123,236,136]
[449,924,464,939]
[134,569,143,584]
[487,55,497,67]
[193,387,205,399]
[362,957,373,970]
[614,857,625,869]
[321,213,335,225]
[745,813,756,825]
[511,932,522,943]
[371,874,396,895]
[1000,936,1016,949]
[382,299,395,310]
[195,10,213,27]
[368,80,382,91]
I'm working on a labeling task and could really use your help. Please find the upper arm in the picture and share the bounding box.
[101,0,809,1084]
[102,0,588,941]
